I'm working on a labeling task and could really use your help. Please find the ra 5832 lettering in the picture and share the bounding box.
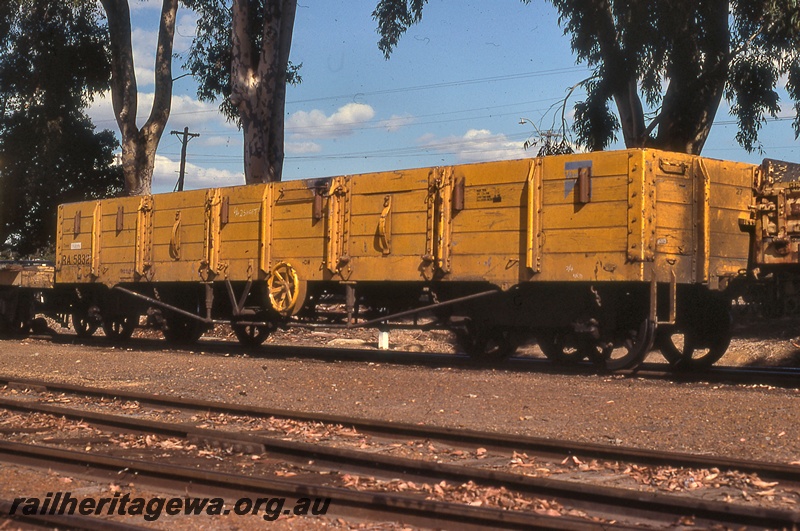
[61,253,91,265]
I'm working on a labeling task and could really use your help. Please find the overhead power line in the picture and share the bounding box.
[285,67,587,105]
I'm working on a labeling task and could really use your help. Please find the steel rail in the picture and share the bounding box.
[1,398,800,529]
[0,440,610,531]
[3,375,799,484]
[16,328,800,389]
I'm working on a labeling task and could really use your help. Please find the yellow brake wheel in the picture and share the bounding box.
[268,262,303,316]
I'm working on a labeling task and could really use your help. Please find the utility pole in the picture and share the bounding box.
[170,127,200,191]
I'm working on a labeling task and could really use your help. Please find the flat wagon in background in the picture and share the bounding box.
[0,261,53,334]
[47,148,767,370]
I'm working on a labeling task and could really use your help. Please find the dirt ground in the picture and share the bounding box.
[0,322,799,529]
[0,322,798,460]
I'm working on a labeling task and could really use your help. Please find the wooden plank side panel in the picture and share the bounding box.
[55,200,96,283]
[452,205,522,234]
[98,196,142,274]
[348,233,426,258]
[152,207,206,229]
[349,190,429,214]
[267,182,325,282]
[96,231,137,254]
[655,176,693,205]
[542,201,628,230]
[350,211,428,238]
[459,182,525,212]
[536,251,645,282]
[349,168,431,193]
[543,226,629,255]
[451,230,522,256]
[453,158,534,187]
[151,189,209,211]
[535,152,632,275]
[703,158,755,283]
[271,237,325,260]
[271,200,317,221]
[541,151,630,188]
[541,174,628,206]
[655,202,693,231]
[99,228,137,249]
[216,187,266,276]
[346,256,429,281]
[148,190,210,282]
[348,172,428,274]
[445,164,526,285]
[651,152,695,284]
[654,227,693,256]
[151,225,206,247]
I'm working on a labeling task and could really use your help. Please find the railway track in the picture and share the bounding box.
[2,375,798,482]
[1,377,799,528]
[0,440,593,530]
[12,332,800,388]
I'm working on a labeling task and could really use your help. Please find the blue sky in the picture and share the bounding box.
[87,0,800,194]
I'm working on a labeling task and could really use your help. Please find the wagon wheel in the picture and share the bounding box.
[232,315,276,347]
[267,262,306,316]
[537,328,604,365]
[657,328,731,370]
[600,319,655,371]
[102,314,137,341]
[658,296,732,370]
[72,311,99,338]
[456,323,517,361]
[162,316,206,344]
[2,317,31,336]
[658,303,732,370]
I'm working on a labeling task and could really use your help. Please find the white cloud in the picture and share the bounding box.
[86,91,234,133]
[287,103,375,139]
[152,155,244,193]
[162,94,235,131]
[118,11,199,89]
[175,12,199,51]
[418,129,526,162]
[286,141,323,155]
[131,27,158,86]
[199,135,238,148]
[379,113,415,132]
[85,92,117,129]
[129,0,163,11]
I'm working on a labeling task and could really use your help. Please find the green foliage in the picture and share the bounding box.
[376,0,800,154]
[0,0,122,256]
[0,112,122,257]
[373,0,427,59]
[549,0,800,152]
[183,0,301,124]
[573,77,620,151]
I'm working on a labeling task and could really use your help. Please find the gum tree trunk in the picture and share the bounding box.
[231,0,297,183]
[101,0,178,195]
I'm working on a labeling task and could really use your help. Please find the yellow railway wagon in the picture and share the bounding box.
[0,262,54,334]
[54,149,758,369]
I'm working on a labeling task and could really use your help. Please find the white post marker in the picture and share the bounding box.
[378,329,390,350]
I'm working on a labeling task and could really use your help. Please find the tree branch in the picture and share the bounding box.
[99,0,137,136]
[143,0,178,140]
